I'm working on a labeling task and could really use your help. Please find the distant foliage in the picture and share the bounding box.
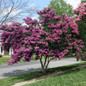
[49,0,73,17]
[81,0,86,3]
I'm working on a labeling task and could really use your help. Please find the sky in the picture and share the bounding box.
[65,0,81,8]
[30,0,81,19]
[1,0,81,24]
[31,0,81,10]
[29,0,52,19]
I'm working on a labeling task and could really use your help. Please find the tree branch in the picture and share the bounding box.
[1,0,14,24]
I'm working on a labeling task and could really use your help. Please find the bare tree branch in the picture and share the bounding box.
[1,0,14,24]
[0,0,37,24]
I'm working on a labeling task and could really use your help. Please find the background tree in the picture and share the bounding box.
[0,0,37,24]
[48,0,73,17]
[81,0,86,3]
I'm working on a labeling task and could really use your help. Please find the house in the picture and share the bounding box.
[0,30,13,55]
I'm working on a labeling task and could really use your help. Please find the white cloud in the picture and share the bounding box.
[11,8,21,15]
[1,7,21,16]
[65,0,81,8]
[32,16,37,19]
[6,22,12,25]
[29,3,36,10]
[22,22,27,26]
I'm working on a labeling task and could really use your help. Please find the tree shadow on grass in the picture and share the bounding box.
[2,64,86,82]
[0,68,44,86]
[53,68,82,78]
[52,65,86,77]
[3,68,42,79]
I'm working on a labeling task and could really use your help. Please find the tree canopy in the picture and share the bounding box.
[0,7,84,72]
[48,0,73,17]
[81,0,86,3]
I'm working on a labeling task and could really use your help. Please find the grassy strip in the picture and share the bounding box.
[0,55,39,65]
[0,57,12,65]
[0,55,73,65]
[0,61,86,86]
[0,57,25,65]
[24,66,86,86]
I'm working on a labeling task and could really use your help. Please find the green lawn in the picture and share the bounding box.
[24,67,86,86]
[0,57,12,65]
[0,62,86,86]
[0,55,39,65]
[0,57,25,65]
[0,55,74,65]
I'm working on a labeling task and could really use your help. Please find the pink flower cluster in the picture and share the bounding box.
[0,7,84,65]
[73,3,86,21]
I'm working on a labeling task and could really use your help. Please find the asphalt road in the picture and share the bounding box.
[0,57,82,79]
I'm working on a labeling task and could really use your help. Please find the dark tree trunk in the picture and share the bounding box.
[40,56,50,73]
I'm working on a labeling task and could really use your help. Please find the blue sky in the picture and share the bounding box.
[29,0,52,19]
[1,0,81,24]
[30,0,81,10]
[31,0,52,10]
[29,0,81,19]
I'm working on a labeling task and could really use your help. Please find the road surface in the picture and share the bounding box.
[0,57,82,79]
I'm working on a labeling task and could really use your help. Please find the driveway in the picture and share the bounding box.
[0,57,82,79]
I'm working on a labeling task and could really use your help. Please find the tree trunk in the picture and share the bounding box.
[39,56,50,73]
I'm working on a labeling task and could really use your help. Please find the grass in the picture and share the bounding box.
[0,57,12,65]
[0,54,74,65]
[0,55,45,65]
[0,57,25,65]
[0,55,38,65]
[0,52,76,65]
[24,68,86,86]
[0,62,86,86]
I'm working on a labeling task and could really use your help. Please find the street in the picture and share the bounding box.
[0,57,81,79]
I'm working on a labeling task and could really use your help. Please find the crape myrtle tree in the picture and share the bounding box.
[73,3,86,47]
[0,7,84,73]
